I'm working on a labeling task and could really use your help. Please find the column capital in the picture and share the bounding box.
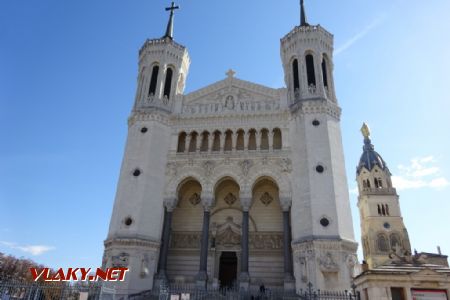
[280,196,292,211]
[201,196,214,211]
[163,197,177,211]
[240,196,252,211]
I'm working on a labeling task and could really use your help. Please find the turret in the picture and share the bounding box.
[356,123,412,269]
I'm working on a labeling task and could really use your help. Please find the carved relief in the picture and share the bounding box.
[279,158,292,173]
[166,162,177,176]
[170,232,201,249]
[260,192,273,206]
[111,252,130,268]
[217,227,241,247]
[203,160,215,177]
[224,193,237,206]
[188,193,201,206]
[318,252,339,272]
[239,160,253,176]
[249,233,283,250]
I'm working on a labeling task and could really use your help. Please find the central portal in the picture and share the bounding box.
[218,251,238,288]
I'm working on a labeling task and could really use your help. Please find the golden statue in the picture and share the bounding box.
[361,122,371,139]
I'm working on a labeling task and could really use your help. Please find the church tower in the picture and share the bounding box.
[282,0,358,291]
[102,3,190,295]
[356,123,412,269]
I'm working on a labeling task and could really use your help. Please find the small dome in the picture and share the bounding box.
[357,138,388,175]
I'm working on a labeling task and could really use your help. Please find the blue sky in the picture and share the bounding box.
[1,0,449,269]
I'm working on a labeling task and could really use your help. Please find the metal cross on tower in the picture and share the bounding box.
[163,2,179,39]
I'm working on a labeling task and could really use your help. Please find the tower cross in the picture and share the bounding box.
[163,2,180,39]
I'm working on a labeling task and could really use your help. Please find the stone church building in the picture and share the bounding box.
[102,1,359,296]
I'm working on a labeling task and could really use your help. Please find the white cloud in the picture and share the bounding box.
[335,14,386,56]
[392,156,449,191]
[0,241,55,256]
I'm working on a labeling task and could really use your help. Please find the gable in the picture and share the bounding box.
[181,76,282,116]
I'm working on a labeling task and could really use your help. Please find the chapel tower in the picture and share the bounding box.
[102,3,190,294]
[356,123,412,269]
[282,0,358,291]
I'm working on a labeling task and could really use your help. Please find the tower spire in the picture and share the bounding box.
[163,2,179,39]
[300,0,309,26]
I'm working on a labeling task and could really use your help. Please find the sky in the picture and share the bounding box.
[1,0,450,270]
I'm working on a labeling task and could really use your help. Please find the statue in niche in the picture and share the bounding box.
[225,95,235,110]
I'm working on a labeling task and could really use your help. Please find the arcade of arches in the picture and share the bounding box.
[156,176,293,288]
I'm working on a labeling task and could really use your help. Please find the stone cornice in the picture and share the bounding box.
[290,98,341,121]
[128,110,171,127]
[104,237,160,249]
[171,111,291,128]
[281,25,333,52]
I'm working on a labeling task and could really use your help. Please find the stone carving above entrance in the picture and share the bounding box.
[217,227,241,247]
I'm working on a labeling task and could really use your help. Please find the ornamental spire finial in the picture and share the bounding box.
[300,0,309,26]
[163,2,179,39]
[361,122,371,139]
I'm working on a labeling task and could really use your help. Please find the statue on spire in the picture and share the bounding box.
[163,2,179,39]
[361,122,371,139]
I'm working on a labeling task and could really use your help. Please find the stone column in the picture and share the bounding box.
[196,197,213,288]
[244,131,250,151]
[155,198,175,284]
[219,132,225,153]
[239,197,251,289]
[208,132,215,153]
[268,129,274,151]
[185,133,192,153]
[232,131,239,152]
[196,132,201,153]
[256,130,262,151]
[281,198,295,290]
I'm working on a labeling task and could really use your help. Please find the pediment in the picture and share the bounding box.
[182,76,281,115]
[412,268,441,277]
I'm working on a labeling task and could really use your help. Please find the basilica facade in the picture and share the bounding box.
[103,1,358,296]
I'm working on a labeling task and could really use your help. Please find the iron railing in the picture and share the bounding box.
[0,280,101,300]
[129,282,360,300]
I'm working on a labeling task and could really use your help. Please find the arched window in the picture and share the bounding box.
[292,59,300,91]
[177,132,186,153]
[248,129,257,150]
[381,205,386,216]
[188,132,198,152]
[366,179,371,188]
[377,204,382,216]
[163,68,173,99]
[236,129,245,151]
[321,57,328,88]
[212,131,221,152]
[224,130,233,151]
[260,129,269,150]
[390,234,402,249]
[377,234,389,252]
[200,132,209,152]
[149,65,159,96]
[385,204,390,216]
[273,128,282,150]
[305,54,316,86]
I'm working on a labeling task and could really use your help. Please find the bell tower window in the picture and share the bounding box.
[149,65,159,96]
[292,59,300,91]
[321,57,328,88]
[305,54,316,86]
[163,68,173,99]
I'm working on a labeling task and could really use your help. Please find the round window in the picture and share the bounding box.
[316,165,325,173]
[124,217,133,226]
[383,222,391,229]
[141,127,148,133]
[320,217,330,227]
[312,120,320,126]
[133,169,141,177]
